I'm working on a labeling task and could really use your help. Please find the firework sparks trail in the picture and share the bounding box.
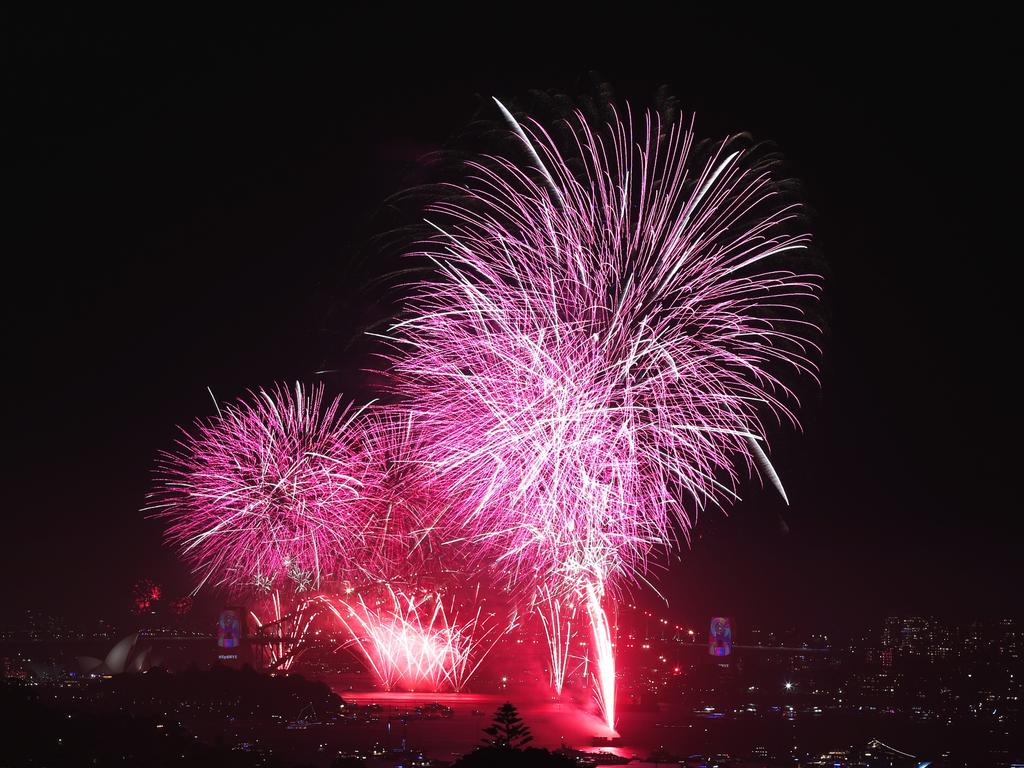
[585,580,616,734]
[249,590,322,672]
[348,411,455,585]
[533,585,577,695]
[311,413,511,692]
[386,100,820,727]
[320,585,508,692]
[146,383,373,593]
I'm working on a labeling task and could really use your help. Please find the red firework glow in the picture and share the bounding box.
[132,579,162,614]
[316,415,511,692]
[320,586,507,692]
[170,596,193,617]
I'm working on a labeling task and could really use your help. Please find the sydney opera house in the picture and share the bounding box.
[77,632,156,676]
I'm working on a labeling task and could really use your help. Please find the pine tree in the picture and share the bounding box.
[482,702,533,749]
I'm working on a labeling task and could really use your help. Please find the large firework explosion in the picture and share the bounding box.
[384,99,820,729]
[146,383,372,594]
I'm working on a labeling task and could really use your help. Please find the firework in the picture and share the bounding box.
[328,412,510,691]
[533,585,578,695]
[321,585,506,692]
[150,395,506,691]
[131,578,162,614]
[385,99,820,727]
[348,411,452,586]
[147,383,372,593]
[250,590,323,671]
[170,596,193,617]
[585,581,616,733]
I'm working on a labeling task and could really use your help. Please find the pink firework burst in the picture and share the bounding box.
[147,383,372,593]
[386,100,821,729]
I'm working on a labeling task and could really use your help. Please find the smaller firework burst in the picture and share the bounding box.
[131,578,163,614]
[146,383,372,593]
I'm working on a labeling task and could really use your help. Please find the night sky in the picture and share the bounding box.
[6,12,1013,632]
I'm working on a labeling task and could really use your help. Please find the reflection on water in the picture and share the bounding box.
[323,679,955,762]
[326,681,621,758]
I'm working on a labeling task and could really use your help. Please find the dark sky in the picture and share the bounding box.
[5,12,1014,632]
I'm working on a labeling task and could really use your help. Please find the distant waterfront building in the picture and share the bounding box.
[810,738,923,767]
[858,670,900,697]
[1,656,29,680]
[23,609,68,641]
[993,618,1021,661]
[881,616,953,662]
[77,632,154,675]
[879,647,893,668]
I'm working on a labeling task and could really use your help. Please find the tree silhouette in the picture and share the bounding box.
[454,702,573,766]
[482,702,533,749]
